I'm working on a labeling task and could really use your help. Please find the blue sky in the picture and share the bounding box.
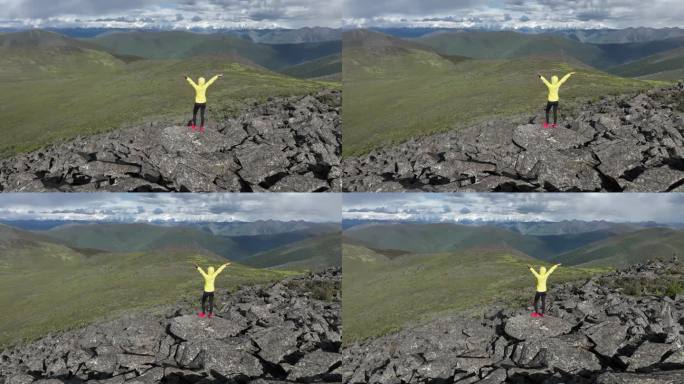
[342,0,684,29]
[0,193,341,223]
[343,193,684,223]
[0,0,342,29]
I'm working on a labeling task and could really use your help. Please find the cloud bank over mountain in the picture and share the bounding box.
[0,193,342,223]
[342,0,684,29]
[0,0,342,29]
[343,193,684,223]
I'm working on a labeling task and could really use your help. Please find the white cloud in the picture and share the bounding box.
[0,193,341,223]
[0,0,342,29]
[342,0,684,29]
[342,193,684,223]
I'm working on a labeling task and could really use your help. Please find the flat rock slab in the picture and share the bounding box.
[504,314,573,341]
[169,315,245,341]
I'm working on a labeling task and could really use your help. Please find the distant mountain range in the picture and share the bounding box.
[371,27,684,44]
[0,221,340,270]
[342,219,684,233]
[343,221,684,266]
[2,27,343,44]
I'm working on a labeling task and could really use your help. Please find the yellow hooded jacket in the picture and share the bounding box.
[186,75,219,104]
[529,265,559,292]
[540,73,573,102]
[197,264,227,292]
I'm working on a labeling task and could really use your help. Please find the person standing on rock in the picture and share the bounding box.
[185,74,223,133]
[528,263,561,318]
[193,261,230,318]
[538,72,576,129]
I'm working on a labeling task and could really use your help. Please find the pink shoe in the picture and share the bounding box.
[551,124,557,128]
[199,126,205,133]
[543,122,549,129]
[191,124,197,132]
[208,313,213,319]
[531,312,540,318]
[198,312,206,318]
[539,314,545,317]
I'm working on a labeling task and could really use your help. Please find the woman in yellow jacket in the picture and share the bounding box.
[538,72,576,129]
[528,263,561,318]
[184,74,223,133]
[193,261,230,318]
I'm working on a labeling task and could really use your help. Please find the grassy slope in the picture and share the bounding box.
[609,46,684,80]
[0,239,295,347]
[417,31,684,69]
[280,54,342,79]
[417,31,609,67]
[554,228,684,267]
[342,242,603,342]
[88,31,342,70]
[44,223,246,259]
[342,30,665,157]
[0,31,333,157]
[343,223,622,261]
[241,232,342,270]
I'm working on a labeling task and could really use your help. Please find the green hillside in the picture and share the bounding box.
[553,228,684,267]
[342,30,661,156]
[0,30,333,157]
[88,31,342,70]
[241,232,342,270]
[416,30,609,67]
[44,223,246,259]
[416,31,684,69]
[0,226,296,347]
[281,54,342,79]
[343,223,624,260]
[342,242,602,342]
[609,46,684,80]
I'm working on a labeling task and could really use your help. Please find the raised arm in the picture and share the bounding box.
[185,76,198,89]
[545,263,561,277]
[559,72,575,85]
[214,262,230,276]
[539,75,552,88]
[194,263,208,278]
[205,74,222,87]
[528,265,540,278]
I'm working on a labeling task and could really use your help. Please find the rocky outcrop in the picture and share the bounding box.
[0,91,341,192]
[343,83,684,192]
[0,269,341,383]
[342,260,684,383]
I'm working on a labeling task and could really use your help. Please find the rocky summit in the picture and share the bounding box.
[342,260,684,384]
[0,91,341,192]
[343,83,684,192]
[0,269,341,384]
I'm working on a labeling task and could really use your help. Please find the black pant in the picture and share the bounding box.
[191,103,206,127]
[201,291,214,314]
[534,292,547,314]
[545,101,559,124]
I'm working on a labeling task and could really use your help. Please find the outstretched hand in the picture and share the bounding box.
[192,262,199,269]
[556,263,562,266]
[569,72,577,75]
[218,74,224,78]
[223,262,231,267]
